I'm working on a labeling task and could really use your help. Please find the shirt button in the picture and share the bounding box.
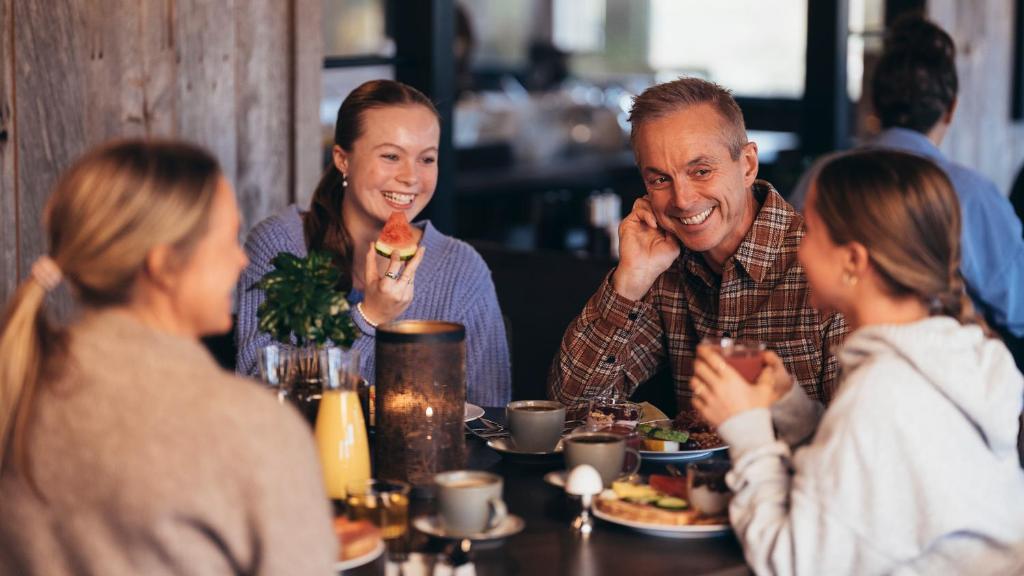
[605,355,616,364]
[627,312,638,321]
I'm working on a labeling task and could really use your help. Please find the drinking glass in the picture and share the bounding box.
[702,336,767,383]
[686,457,732,517]
[585,398,641,430]
[345,478,411,540]
[256,344,294,403]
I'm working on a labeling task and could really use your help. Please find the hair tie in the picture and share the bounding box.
[30,256,63,292]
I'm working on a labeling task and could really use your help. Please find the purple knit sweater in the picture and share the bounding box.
[235,205,512,406]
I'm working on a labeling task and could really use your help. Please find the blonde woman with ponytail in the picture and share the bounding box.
[0,140,336,575]
[690,150,1024,575]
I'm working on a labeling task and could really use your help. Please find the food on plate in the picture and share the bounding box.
[611,475,689,509]
[374,211,418,261]
[648,474,688,499]
[674,408,714,433]
[624,410,726,452]
[333,517,382,561]
[637,423,689,451]
[596,497,697,525]
[597,475,727,526]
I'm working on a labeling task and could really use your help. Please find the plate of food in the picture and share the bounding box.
[592,475,731,539]
[636,411,728,462]
[333,517,385,571]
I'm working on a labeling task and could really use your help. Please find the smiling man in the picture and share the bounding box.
[548,77,847,415]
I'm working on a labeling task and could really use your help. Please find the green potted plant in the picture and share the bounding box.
[256,250,357,419]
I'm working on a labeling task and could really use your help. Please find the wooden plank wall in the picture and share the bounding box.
[293,0,323,210]
[930,0,1024,194]
[0,0,15,301]
[0,0,320,306]
[12,0,90,317]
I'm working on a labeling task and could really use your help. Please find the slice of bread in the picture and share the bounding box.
[333,517,382,561]
[596,497,696,525]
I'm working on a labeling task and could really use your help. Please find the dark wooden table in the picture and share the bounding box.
[346,408,750,575]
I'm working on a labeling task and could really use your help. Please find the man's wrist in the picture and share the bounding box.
[611,267,654,301]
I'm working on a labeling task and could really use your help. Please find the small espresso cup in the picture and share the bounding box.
[434,470,508,536]
[563,431,641,487]
[506,400,566,452]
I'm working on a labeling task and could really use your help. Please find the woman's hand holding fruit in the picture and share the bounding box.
[360,244,425,326]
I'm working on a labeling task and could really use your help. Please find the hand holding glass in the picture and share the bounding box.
[701,336,767,383]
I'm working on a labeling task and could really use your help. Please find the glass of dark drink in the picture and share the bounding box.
[701,336,767,383]
[586,398,642,430]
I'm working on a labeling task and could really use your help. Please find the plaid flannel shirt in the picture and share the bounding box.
[548,181,848,411]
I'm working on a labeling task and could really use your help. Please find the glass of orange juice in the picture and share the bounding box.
[315,348,370,500]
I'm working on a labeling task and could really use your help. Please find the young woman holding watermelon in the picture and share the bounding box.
[235,80,511,406]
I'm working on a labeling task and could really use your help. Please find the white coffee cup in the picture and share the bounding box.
[434,470,508,536]
[506,400,566,452]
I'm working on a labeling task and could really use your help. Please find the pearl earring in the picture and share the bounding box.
[842,272,858,286]
[342,173,348,188]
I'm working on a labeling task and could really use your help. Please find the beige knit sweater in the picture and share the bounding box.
[0,310,337,575]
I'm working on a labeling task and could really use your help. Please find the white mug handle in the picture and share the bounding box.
[487,498,508,531]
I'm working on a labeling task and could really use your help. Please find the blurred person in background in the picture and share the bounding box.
[791,16,1024,341]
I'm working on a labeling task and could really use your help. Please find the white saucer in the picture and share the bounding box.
[413,514,525,541]
[334,538,385,571]
[486,437,563,457]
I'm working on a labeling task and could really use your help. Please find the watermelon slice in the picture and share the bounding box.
[374,211,418,261]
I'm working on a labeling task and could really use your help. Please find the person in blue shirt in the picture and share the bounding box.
[790,16,1024,338]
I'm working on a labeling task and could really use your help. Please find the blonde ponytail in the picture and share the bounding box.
[0,276,63,484]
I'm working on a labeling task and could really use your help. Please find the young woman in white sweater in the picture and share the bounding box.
[691,150,1024,575]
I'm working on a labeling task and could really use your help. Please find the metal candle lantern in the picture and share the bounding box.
[374,320,466,489]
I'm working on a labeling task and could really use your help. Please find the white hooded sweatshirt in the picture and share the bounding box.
[718,317,1024,575]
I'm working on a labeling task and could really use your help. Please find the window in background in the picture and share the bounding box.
[461,0,539,68]
[848,0,886,139]
[320,0,395,159]
[553,0,605,53]
[322,0,392,58]
[647,0,806,98]
[848,0,886,101]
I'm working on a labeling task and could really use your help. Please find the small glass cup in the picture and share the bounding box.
[686,458,732,517]
[256,344,294,403]
[345,478,411,540]
[586,398,641,430]
[702,336,767,383]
